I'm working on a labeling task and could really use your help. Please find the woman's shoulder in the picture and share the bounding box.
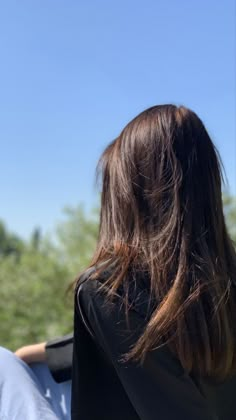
[76,264,156,321]
[76,264,113,313]
[77,264,110,294]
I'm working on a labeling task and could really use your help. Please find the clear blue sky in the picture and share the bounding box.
[0,0,235,238]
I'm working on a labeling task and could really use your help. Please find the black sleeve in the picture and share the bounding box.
[75,279,215,420]
[45,333,73,383]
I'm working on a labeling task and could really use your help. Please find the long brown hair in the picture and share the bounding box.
[83,105,236,380]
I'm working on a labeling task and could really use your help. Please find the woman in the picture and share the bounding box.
[72,105,236,420]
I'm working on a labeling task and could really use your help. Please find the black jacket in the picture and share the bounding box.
[71,268,236,420]
[46,333,73,383]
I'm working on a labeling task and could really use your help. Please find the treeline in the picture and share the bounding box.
[0,195,235,350]
[0,205,98,350]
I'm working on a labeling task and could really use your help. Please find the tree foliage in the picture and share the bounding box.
[55,205,99,277]
[0,206,98,350]
[0,221,24,258]
[1,251,71,350]
[223,193,236,244]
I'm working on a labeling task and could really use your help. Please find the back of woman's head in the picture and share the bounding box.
[91,105,236,381]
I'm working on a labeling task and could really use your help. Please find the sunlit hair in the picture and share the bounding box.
[82,105,236,381]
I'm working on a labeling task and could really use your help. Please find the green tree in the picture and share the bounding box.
[0,221,24,257]
[223,193,236,243]
[0,205,99,350]
[30,227,42,252]
[0,250,72,350]
[56,204,99,277]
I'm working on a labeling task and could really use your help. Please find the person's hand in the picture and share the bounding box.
[15,342,46,364]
